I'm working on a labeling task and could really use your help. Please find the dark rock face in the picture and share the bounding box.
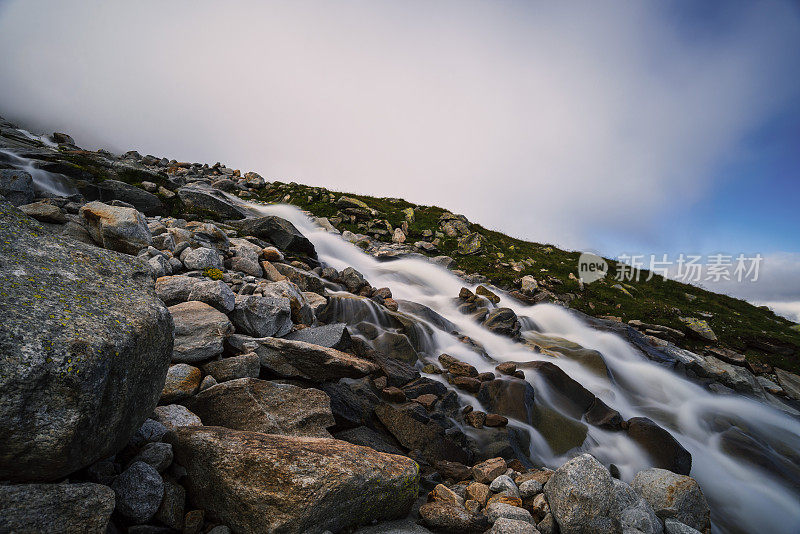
[167,426,419,534]
[0,483,115,532]
[235,215,317,258]
[177,184,248,219]
[81,179,163,215]
[375,403,471,464]
[286,322,352,350]
[477,378,536,425]
[0,201,173,481]
[188,378,335,438]
[625,417,692,476]
[0,168,34,206]
[482,308,522,338]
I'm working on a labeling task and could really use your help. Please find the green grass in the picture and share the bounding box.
[254,181,800,374]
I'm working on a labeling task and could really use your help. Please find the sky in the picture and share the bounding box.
[0,0,798,318]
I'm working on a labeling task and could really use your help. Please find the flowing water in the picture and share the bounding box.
[245,202,800,534]
[0,147,78,197]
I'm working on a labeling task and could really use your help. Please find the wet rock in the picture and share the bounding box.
[0,201,173,481]
[167,426,419,533]
[625,417,692,476]
[375,404,471,464]
[19,201,66,223]
[230,334,378,381]
[473,457,507,484]
[544,453,616,534]
[477,378,536,425]
[153,404,203,430]
[483,308,522,338]
[112,461,164,524]
[188,378,335,438]
[632,468,709,533]
[202,353,259,384]
[235,215,316,257]
[453,376,481,393]
[80,201,153,254]
[170,301,233,363]
[160,363,202,403]
[418,501,489,533]
[230,294,293,337]
[177,184,247,219]
[439,353,478,377]
[286,322,352,350]
[0,168,34,205]
[0,483,115,533]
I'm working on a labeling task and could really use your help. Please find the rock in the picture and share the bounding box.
[337,195,371,209]
[155,275,197,305]
[520,276,538,297]
[473,457,508,484]
[486,503,535,525]
[0,168,34,205]
[490,475,520,497]
[130,419,169,448]
[465,410,487,428]
[537,513,557,534]
[544,453,616,534]
[161,363,202,403]
[375,404,470,464]
[340,266,369,293]
[80,201,153,254]
[170,301,233,362]
[0,483,115,532]
[609,478,663,534]
[705,347,747,366]
[234,215,316,257]
[429,484,465,507]
[177,184,247,219]
[183,510,205,534]
[625,417,692,475]
[181,246,223,270]
[392,228,406,243]
[774,367,800,400]
[679,317,717,342]
[334,425,405,455]
[477,378,536,426]
[92,179,163,216]
[155,477,186,530]
[483,308,522,338]
[286,323,352,351]
[229,334,378,381]
[202,353,260,382]
[188,279,235,312]
[112,461,164,523]
[519,479,543,498]
[0,200,173,481]
[382,386,407,403]
[456,232,486,255]
[435,460,472,481]
[487,518,540,533]
[439,353,478,377]
[230,294,293,337]
[418,501,489,533]
[466,482,491,506]
[153,404,203,430]
[664,519,703,534]
[485,414,509,427]
[167,426,419,533]
[188,378,335,438]
[19,201,66,223]
[131,442,174,472]
[632,468,710,533]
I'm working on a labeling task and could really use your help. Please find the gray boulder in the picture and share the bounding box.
[202,353,260,382]
[188,279,235,313]
[181,246,223,271]
[631,468,709,533]
[0,483,115,532]
[486,503,535,524]
[0,168,34,206]
[286,322,352,350]
[89,179,163,216]
[177,183,247,220]
[170,301,233,363]
[131,442,174,472]
[609,479,663,534]
[544,453,616,534]
[230,294,293,337]
[664,519,703,534]
[80,201,153,254]
[0,200,173,481]
[235,215,317,257]
[489,518,540,533]
[19,201,66,223]
[112,461,165,524]
[153,404,203,430]
[187,378,335,438]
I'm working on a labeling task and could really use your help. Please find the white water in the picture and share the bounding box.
[0,147,78,197]
[248,202,800,534]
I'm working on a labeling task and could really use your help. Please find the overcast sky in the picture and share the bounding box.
[1,0,798,317]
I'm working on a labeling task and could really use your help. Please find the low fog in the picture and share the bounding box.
[1,1,799,312]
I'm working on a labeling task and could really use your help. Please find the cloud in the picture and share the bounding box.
[0,0,798,253]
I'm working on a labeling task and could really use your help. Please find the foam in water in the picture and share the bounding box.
[0,146,78,197]
[244,200,798,533]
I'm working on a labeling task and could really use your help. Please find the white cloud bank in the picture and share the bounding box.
[0,1,797,256]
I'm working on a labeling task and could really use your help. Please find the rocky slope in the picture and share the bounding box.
[1,117,799,533]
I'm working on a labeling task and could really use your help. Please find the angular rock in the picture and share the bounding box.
[131,442,174,472]
[679,317,717,342]
[334,426,405,456]
[457,232,486,255]
[229,334,378,381]
[609,478,663,534]
[153,404,203,430]
[488,517,540,533]
[0,168,34,205]
[167,426,419,533]
[177,184,247,220]
[160,363,202,403]
[202,353,260,382]
[544,454,616,534]
[632,468,710,533]
[472,457,507,484]
[181,246,223,270]
[418,501,489,533]
[230,294,293,337]
[486,503,534,525]
[477,378,536,426]
[188,378,335,438]
[170,301,233,362]
[774,367,800,401]
[19,201,66,223]
[91,179,163,216]
[0,483,115,533]
[155,477,186,530]
[80,200,153,254]
[112,461,164,524]
[286,322,352,351]
[0,200,173,481]
[483,308,522,338]
[375,404,470,464]
[626,417,692,476]
[235,215,316,257]
[188,279,235,313]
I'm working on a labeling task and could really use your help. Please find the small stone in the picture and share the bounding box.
[452,376,481,393]
[465,410,486,428]
[381,386,407,403]
[473,457,508,484]
[428,484,465,507]
[466,482,491,506]
[131,442,174,472]
[519,479,544,498]
[490,475,520,497]
[262,247,284,261]
[664,518,703,534]
[160,364,202,403]
[488,517,540,533]
[111,461,164,524]
[199,375,218,391]
[183,509,205,534]
[202,353,260,382]
[181,246,223,270]
[496,362,517,375]
[485,414,509,427]
[153,405,203,430]
[155,477,185,530]
[486,502,534,525]
[19,202,66,223]
[487,494,523,508]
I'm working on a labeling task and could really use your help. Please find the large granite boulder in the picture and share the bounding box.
[84,179,163,216]
[625,417,692,476]
[0,200,173,481]
[230,294,293,338]
[0,483,115,532]
[177,183,247,220]
[235,215,317,258]
[187,378,335,438]
[166,426,419,533]
[632,468,710,533]
[80,201,153,254]
[170,301,233,363]
[544,454,616,534]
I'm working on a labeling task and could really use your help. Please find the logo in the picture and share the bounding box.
[578,252,608,284]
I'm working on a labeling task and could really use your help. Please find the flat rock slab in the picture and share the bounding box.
[167,426,419,534]
[0,200,173,481]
